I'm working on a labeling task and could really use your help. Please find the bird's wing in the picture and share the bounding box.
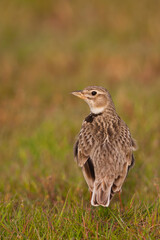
[110,150,135,201]
[74,119,95,167]
[91,120,136,207]
[91,147,133,207]
[74,117,96,191]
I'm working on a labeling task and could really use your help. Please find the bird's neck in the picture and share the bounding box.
[103,107,117,118]
[90,106,106,114]
[90,104,116,115]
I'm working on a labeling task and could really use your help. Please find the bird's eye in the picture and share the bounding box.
[91,91,97,96]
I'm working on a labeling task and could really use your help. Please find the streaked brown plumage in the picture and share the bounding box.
[72,86,137,207]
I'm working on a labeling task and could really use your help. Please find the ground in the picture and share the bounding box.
[0,0,160,239]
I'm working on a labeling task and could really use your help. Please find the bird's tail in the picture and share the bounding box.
[91,179,112,207]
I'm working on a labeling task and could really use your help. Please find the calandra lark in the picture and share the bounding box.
[72,86,137,207]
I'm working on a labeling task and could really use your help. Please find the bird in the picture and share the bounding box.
[72,86,137,207]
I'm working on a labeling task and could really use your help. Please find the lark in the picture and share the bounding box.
[72,86,137,207]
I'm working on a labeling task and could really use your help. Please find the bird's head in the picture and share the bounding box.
[72,86,115,114]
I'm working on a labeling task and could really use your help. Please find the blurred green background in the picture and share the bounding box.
[0,0,160,238]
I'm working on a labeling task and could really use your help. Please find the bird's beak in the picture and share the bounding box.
[71,91,86,100]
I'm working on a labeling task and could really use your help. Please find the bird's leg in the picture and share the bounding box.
[90,191,92,202]
[118,191,123,210]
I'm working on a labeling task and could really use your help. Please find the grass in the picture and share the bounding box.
[0,0,160,239]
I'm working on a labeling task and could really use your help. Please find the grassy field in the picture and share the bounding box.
[0,0,160,239]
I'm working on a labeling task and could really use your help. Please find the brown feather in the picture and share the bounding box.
[73,86,137,207]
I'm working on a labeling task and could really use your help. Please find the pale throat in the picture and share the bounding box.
[85,98,107,114]
[90,105,106,114]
